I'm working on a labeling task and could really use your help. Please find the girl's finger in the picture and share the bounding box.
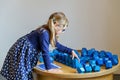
[72,55,74,60]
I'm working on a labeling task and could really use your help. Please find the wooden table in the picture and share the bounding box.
[33,58,120,80]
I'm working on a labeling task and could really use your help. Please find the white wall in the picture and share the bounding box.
[0,0,120,74]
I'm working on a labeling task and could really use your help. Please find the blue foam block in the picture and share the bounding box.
[93,55,99,60]
[89,60,96,64]
[68,56,73,67]
[93,51,99,56]
[111,55,118,65]
[55,52,62,62]
[84,64,92,72]
[74,58,81,68]
[97,58,104,66]
[105,60,112,69]
[39,55,44,62]
[105,51,113,59]
[64,53,69,65]
[89,60,96,67]
[77,63,85,73]
[81,48,88,56]
[99,50,106,58]
[80,57,88,65]
[103,57,109,64]
[93,65,101,72]
[88,48,96,57]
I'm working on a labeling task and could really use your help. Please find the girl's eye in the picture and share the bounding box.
[62,29,66,32]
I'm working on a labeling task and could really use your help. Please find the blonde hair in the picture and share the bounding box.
[47,12,69,47]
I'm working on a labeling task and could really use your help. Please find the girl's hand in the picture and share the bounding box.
[71,50,80,62]
[47,69,63,73]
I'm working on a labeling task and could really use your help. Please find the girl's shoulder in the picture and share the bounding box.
[36,25,49,36]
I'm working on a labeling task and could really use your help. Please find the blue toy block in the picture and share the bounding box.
[53,48,119,73]
[81,48,88,56]
[105,60,112,69]
[89,60,96,64]
[99,50,106,58]
[88,48,96,57]
[77,63,85,73]
[91,63,96,68]
[39,55,44,62]
[84,64,92,73]
[61,53,67,64]
[89,60,96,67]
[103,57,109,64]
[77,67,85,73]
[105,51,113,59]
[80,57,85,65]
[64,53,69,65]
[111,55,118,65]
[93,65,101,72]
[73,58,81,68]
[50,57,54,63]
[55,53,61,62]
[38,52,44,62]
[72,59,75,68]
[59,55,63,63]
[93,55,99,61]
[68,56,73,67]
[65,55,71,66]
[58,53,63,63]
[112,55,118,60]
[65,55,69,66]
[53,49,59,53]
[71,60,75,68]
[96,58,104,66]
[93,51,99,56]
[80,57,88,65]
[89,60,99,71]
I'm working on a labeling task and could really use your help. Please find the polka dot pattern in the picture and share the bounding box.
[0,36,39,80]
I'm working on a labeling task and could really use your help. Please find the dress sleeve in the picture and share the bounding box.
[55,41,73,55]
[39,31,52,70]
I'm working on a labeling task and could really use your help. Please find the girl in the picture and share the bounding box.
[0,12,80,80]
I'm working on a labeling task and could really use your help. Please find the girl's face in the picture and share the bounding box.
[54,21,66,35]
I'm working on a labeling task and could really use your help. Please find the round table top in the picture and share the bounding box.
[33,58,120,78]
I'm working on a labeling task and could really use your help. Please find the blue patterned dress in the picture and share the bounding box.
[0,27,73,80]
[0,36,39,80]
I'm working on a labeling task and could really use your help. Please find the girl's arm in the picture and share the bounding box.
[39,31,52,70]
[56,41,80,62]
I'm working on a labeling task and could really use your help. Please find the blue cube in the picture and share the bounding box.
[99,50,106,58]
[103,57,109,64]
[105,52,113,59]
[97,58,104,66]
[93,65,101,72]
[105,60,112,69]
[74,58,81,68]
[88,48,96,57]
[77,63,85,73]
[111,55,118,65]
[93,55,99,61]
[84,64,92,72]
[81,48,88,56]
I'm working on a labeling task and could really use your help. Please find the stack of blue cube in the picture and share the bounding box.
[38,48,119,73]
